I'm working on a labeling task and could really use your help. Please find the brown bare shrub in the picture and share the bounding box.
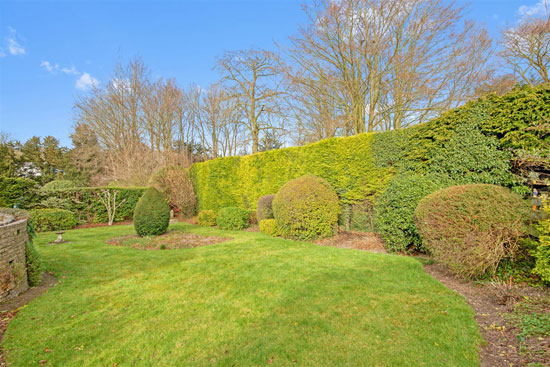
[415,184,532,279]
[150,166,196,217]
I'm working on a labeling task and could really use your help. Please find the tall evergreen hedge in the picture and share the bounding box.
[189,85,548,213]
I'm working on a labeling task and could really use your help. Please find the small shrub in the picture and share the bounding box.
[150,166,196,217]
[29,209,77,232]
[25,241,43,286]
[415,184,532,279]
[272,175,340,240]
[198,210,217,226]
[40,180,76,192]
[133,187,170,237]
[256,194,275,221]
[216,207,250,230]
[374,174,442,252]
[533,198,550,283]
[37,196,73,211]
[259,219,278,236]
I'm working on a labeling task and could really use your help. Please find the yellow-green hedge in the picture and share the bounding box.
[190,133,392,211]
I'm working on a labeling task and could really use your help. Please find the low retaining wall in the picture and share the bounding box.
[0,217,29,303]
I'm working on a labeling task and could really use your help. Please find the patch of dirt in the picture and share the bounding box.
[0,273,57,367]
[424,263,550,367]
[314,231,386,252]
[75,219,133,229]
[106,230,230,250]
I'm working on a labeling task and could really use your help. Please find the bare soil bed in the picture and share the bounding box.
[314,231,386,252]
[106,230,231,250]
[425,263,550,367]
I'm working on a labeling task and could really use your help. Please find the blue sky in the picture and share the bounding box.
[0,0,546,147]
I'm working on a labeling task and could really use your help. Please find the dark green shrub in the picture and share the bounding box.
[29,209,77,232]
[429,123,516,187]
[25,241,43,286]
[0,177,39,208]
[374,174,442,252]
[198,210,217,226]
[257,194,275,221]
[40,180,76,192]
[415,184,532,279]
[216,207,250,230]
[272,175,340,240]
[259,219,278,236]
[133,187,170,237]
[533,199,550,283]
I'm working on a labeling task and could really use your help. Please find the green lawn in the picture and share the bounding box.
[3,223,481,366]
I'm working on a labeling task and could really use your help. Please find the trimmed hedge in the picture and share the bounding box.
[257,195,275,221]
[415,184,531,279]
[190,134,392,212]
[36,187,146,224]
[40,180,76,192]
[29,208,77,232]
[375,174,442,253]
[0,177,39,208]
[198,210,217,227]
[25,240,43,286]
[273,175,340,240]
[216,207,250,230]
[259,219,278,236]
[133,188,170,237]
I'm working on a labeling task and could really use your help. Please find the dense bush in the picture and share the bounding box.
[133,188,170,237]
[36,187,146,224]
[375,174,442,252]
[533,199,550,283]
[25,240,43,286]
[150,166,196,217]
[0,177,39,208]
[273,175,340,240]
[257,194,275,221]
[197,210,217,226]
[429,123,516,187]
[40,180,76,191]
[259,219,278,236]
[216,207,250,230]
[415,184,532,279]
[29,209,77,232]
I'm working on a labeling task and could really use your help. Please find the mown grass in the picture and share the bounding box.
[3,223,481,366]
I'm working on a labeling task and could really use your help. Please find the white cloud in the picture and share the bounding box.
[518,0,549,18]
[6,27,25,56]
[76,73,99,90]
[41,60,98,90]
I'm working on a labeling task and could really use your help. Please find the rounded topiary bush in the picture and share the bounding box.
[415,184,531,279]
[257,194,275,221]
[272,174,340,240]
[198,210,217,226]
[133,187,170,237]
[29,209,77,232]
[374,174,442,253]
[259,219,278,236]
[217,207,250,230]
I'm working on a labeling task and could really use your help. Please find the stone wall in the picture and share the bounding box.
[0,218,29,303]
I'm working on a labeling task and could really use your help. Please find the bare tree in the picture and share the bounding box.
[216,49,286,154]
[283,0,493,135]
[95,189,126,226]
[500,7,550,85]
